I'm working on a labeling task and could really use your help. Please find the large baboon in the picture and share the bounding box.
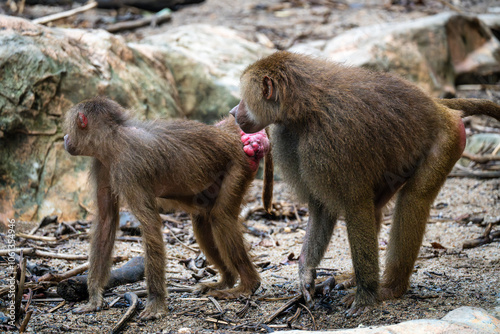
[230,51,500,316]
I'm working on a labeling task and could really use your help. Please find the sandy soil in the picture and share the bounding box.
[1,0,499,333]
[15,175,500,333]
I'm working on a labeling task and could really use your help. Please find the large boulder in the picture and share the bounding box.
[0,16,272,225]
[290,13,500,96]
[137,24,273,122]
[279,307,500,334]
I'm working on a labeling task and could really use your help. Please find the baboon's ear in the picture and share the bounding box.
[77,112,88,129]
[262,76,276,100]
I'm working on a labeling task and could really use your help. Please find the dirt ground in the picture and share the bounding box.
[2,0,500,333]
[17,176,500,333]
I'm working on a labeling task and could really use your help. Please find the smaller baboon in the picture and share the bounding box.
[63,97,273,320]
[230,51,500,316]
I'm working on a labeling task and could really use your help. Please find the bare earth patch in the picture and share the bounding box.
[26,176,499,333]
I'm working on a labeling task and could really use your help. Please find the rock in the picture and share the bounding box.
[279,306,500,334]
[458,133,500,166]
[139,24,273,122]
[289,13,500,96]
[0,16,273,224]
[442,307,500,333]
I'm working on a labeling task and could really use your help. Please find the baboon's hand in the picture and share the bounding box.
[299,268,316,309]
[241,130,269,171]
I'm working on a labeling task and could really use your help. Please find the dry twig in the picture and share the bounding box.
[48,301,66,313]
[265,294,303,324]
[164,223,199,253]
[463,224,500,249]
[32,1,98,25]
[19,309,33,333]
[111,292,139,334]
[106,9,172,33]
[449,164,500,178]
[38,256,127,283]
[299,303,317,331]
[462,151,500,163]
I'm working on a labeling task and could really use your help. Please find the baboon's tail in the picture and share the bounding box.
[262,127,274,214]
[438,98,500,121]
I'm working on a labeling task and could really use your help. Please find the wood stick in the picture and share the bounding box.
[19,309,33,333]
[106,9,171,33]
[265,294,303,324]
[16,233,57,242]
[109,296,122,307]
[205,318,236,326]
[111,292,138,334]
[15,257,27,325]
[463,225,500,249]
[48,300,66,313]
[208,296,224,314]
[1,248,123,261]
[315,276,336,296]
[449,164,500,178]
[299,303,317,331]
[435,0,462,12]
[286,306,302,324]
[164,223,199,253]
[39,263,90,283]
[492,142,500,156]
[32,1,98,25]
[462,151,500,163]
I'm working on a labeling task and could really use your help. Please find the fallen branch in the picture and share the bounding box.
[33,1,98,25]
[265,294,303,324]
[1,248,122,261]
[287,306,302,324]
[15,256,28,326]
[38,256,127,283]
[264,278,336,324]
[208,296,224,314]
[57,256,144,301]
[299,303,317,331]
[205,317,236,326]
[19,309,33,334]
[111,292,138,334]
[164,223,199,253]
[449,165,500,178]
[106,9,172,33]
[16,233,57,242]
[48,301,66,313]
[435,0,462,12]
[39,263,90,283]
[461,151,500,163]
[463,224,500,249]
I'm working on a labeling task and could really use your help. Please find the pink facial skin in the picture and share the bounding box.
[241,129,269,172]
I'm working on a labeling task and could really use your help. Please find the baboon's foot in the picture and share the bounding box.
[138,299,168,321]
[341,288,378,318]
[379,284,407,301]
[207,282,260,299]
[195,280,235,294]
[73,299,106,314]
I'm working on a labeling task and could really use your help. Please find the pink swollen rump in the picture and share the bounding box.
[241,130,269,172]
